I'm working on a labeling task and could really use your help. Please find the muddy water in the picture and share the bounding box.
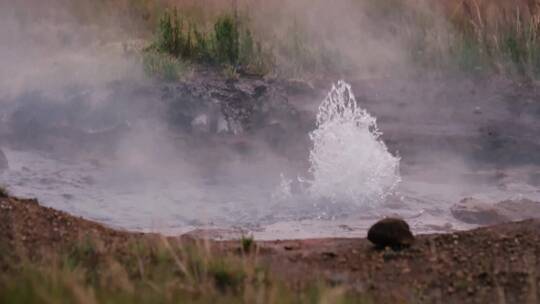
[1,77,540,240]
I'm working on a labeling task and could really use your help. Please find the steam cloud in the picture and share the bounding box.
[1,0,538,238]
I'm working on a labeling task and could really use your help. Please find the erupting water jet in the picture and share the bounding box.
[308,80,401,206]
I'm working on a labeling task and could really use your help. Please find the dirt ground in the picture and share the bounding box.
[1,195,540,303]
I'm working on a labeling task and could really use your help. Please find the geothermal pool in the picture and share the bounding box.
[2,80,539,240]
[2,146,537,240]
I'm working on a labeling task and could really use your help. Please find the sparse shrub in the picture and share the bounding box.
[61,0,540,81]
[449,35,487,74]
[214,15,240,65]
[240,29,255,65]
[222,64,239,80]
[145,8,270,79]
[238,29,272,75]
[240,235,255,253]
[275,19,313,77]
[142,50,186,81]
[193,26,213,62]
[66,236,99,269]
[434,0,540,78]
[208,260,245,293]
[272,18,344,78]
[0,231,369,304]
[156,9,181,56]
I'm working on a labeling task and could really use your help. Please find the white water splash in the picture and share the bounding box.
[308,80,401,206]
[272,173,293,202]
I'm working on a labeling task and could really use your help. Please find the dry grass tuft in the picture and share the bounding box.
[0,234,366,304]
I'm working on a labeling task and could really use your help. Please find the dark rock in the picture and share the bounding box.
[0,148,7,171]
[451,198,510,225]
[253,85,267,99]
[165,76,271,134]
[451,197,540,225]
[283,79,315,95]
[235,80,267,99]
[450,198,540,225]
[496,198,540,221]
[367,218,415,249]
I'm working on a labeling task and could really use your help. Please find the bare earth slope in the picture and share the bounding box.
[1,196,540,303]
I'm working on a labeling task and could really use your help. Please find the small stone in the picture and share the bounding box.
[367,218,415,250]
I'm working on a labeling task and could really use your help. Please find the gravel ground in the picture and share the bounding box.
[2,196,540,303]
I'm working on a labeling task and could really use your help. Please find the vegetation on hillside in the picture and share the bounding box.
[142,8,270,80]
[0,235,365,304]
[35,0,540,80]
[399,0,540,79]
[137,0,540,81]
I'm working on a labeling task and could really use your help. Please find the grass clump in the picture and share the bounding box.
[144,7,270,80]
[142,50,187,81]
[401,0,540,79]
[208,259,245,293]
[214,15,240,65]
[240,235,255,253]
[0,234,366,304]
[154,8,190,58]
[56,0,540,81]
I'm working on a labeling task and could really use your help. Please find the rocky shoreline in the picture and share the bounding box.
[2,195,540,303]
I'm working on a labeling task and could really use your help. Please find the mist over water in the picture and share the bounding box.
[0,81,403,231]
[2,74,540,239]
[1,0,540,240]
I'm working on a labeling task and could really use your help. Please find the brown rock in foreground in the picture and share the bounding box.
[367,218,415,249]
